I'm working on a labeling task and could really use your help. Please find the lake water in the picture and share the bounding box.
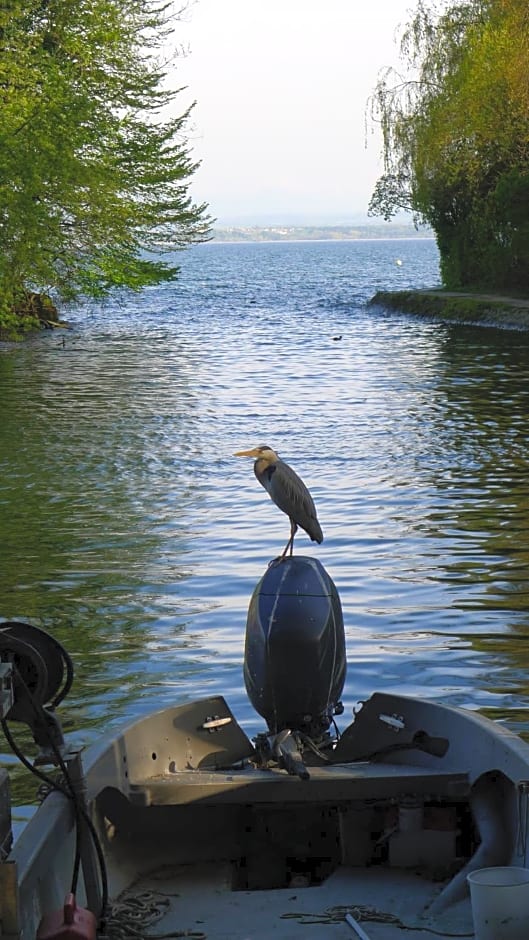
[3,237,529,825]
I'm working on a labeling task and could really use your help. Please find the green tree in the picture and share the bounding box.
[0,0,211,336]
[369,0,529,290]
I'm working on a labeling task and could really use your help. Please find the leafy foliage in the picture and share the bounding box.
[0,0,211,335]
[369,0,529,289]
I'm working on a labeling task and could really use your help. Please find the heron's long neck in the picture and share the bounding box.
[254,456,276,491]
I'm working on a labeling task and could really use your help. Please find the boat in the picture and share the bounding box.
[2,555,529,939]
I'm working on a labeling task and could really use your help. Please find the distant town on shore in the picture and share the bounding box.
[211,222,434,242]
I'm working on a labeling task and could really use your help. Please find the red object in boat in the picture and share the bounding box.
[36,894,97,940]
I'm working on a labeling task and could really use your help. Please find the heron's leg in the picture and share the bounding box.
[289,520,298,555]
[278,520,297,560]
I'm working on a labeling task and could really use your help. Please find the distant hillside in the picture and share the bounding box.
[211,223,434,242]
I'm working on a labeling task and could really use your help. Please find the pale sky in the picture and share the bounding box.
[172,1,419,225]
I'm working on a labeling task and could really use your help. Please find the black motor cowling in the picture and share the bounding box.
[244,556,346,735]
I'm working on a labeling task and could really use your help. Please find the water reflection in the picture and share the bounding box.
[0,330,213,737]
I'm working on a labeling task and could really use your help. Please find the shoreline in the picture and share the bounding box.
[369,289,529,332]
[208,235,435,245]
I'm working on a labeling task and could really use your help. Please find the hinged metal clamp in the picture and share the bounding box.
[378,713,405,732]
[201,715,232,732]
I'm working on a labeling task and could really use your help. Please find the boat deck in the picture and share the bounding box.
[128,762,470,806]
[110,864,475,939]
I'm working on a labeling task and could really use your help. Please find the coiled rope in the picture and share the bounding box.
[280,904,473,936]
[101,890,206,940]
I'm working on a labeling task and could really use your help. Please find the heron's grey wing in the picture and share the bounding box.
[268,460,323,542]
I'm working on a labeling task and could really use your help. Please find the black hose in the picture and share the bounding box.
[1,668,109,919]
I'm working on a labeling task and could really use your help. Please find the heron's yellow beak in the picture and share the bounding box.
[233,448,260,457]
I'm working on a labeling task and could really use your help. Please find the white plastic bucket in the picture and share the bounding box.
[467,866,529,940]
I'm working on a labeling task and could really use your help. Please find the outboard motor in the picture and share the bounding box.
[244,556,346,740]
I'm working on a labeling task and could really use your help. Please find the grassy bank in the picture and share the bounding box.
[369,290,529,331]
